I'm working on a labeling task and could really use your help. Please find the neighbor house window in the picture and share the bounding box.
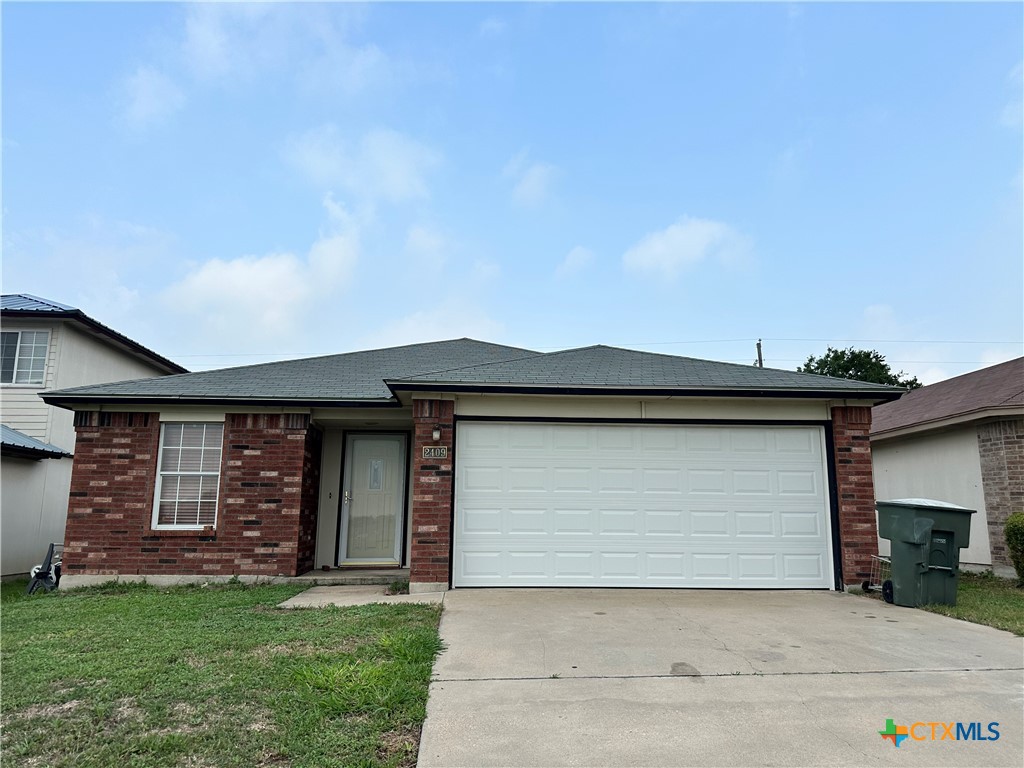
[153,423,224,528]
[0,330,50,385]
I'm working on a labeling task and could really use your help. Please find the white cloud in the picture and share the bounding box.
[622,216,751,280]
[479,17,506,38]
[404,225,447,270]
[556,246,594,279]
[357,301,504,350]
[162,198,359,344]
[119,66,185,129]
[285,125,440,203]
[181,3,388,92]
[471,259,501,284]
[502,149,558,207]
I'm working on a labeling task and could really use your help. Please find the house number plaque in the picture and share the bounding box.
[422,446,448,459]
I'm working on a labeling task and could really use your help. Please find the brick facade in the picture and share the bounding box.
[63,412,321,577]
[64,401,882,590]
[830,405,877,586]
[409,399,455,589]
[978,418,1024,568]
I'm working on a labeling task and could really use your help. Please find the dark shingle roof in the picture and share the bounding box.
[872,357,1024,436]
[1,293,186,374]
[390,344,904,395]
[43,339,540,405]
[42,339,903,407]
[1,425,71,459]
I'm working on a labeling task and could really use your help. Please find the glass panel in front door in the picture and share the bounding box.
[346,438,401,560]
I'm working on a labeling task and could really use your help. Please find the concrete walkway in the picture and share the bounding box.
[418,589,1024,767]
[277,585,445,608]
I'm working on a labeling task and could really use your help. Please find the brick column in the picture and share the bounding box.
[410,399,455,592]
[831,405,877,586]
[978,419,1024,568]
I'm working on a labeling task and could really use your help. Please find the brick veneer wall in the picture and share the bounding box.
[831,405,878,585]
[978,418,1024,568]
[409,399,455,589]
[63,412,321,577]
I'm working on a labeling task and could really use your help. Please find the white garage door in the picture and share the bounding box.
[453,422,833,588]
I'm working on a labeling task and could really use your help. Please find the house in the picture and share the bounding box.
[1,294,185,576]
[41,339,903,592]
[871,357,1023,573]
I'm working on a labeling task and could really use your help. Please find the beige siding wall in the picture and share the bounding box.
[872,428,991,566]
[2,318,172,575]
[453,395,830,421]
[48,323,171,450]
[1,455,73,576]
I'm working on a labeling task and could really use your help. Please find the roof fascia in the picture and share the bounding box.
[870,405,1024,442]
[1,445,70,460]
[2,308,186,374]
[39,393,402,410]
[386,380,903,402]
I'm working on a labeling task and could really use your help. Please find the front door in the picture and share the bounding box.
[339,434,407,565]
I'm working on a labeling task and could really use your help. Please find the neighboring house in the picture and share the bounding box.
[1,294,185,576]
[41,339,902,592]
[871,357,1024,571]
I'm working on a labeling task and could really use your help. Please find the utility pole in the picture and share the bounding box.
[755,339,763,368]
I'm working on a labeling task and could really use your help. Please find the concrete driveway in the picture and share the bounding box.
[418,589,1023,767]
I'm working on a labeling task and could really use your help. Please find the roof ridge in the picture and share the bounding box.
[133,339,541,380]
[572,343,901,390]
[391,349,544,381]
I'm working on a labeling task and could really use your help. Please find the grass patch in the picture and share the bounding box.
[1,578,32,603]
[921,571,1024,636]
[1,581,442,767]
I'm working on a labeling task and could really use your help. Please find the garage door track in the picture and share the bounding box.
[418,589,1023,767]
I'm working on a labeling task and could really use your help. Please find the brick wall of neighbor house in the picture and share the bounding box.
[409,399,455,588]
[978,418,1024,568]
[831,405,878,586]
[63,413,320,577]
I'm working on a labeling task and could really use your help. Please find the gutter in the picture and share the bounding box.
[385,381,904,402]
[40,393,403,410]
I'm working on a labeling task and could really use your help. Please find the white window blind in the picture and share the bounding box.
[153,423,224,528]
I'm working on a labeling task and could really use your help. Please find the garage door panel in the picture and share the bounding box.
[734,511,775,536]
[454,423,832,588]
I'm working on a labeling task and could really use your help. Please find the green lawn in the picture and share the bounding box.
[921,571,1024,636]
[0,580,442,768]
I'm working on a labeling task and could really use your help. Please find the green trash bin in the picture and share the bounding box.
[876,499,976,607]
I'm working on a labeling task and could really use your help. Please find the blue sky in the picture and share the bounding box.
[3,2,1022,382]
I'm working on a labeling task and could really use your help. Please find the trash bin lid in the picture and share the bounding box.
[877,498,972,510]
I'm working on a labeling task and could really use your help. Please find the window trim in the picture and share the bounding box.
[151,422,224,530]
[0,328,51,386]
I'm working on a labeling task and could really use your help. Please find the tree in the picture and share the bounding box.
[797,347,922,389]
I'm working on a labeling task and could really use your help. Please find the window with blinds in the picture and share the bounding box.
[153,423,224,528]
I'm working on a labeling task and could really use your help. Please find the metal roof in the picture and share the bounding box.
[1,293,186,375]
[0,294,76,312]
[1,425,71,459]
[42,338,904,407]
